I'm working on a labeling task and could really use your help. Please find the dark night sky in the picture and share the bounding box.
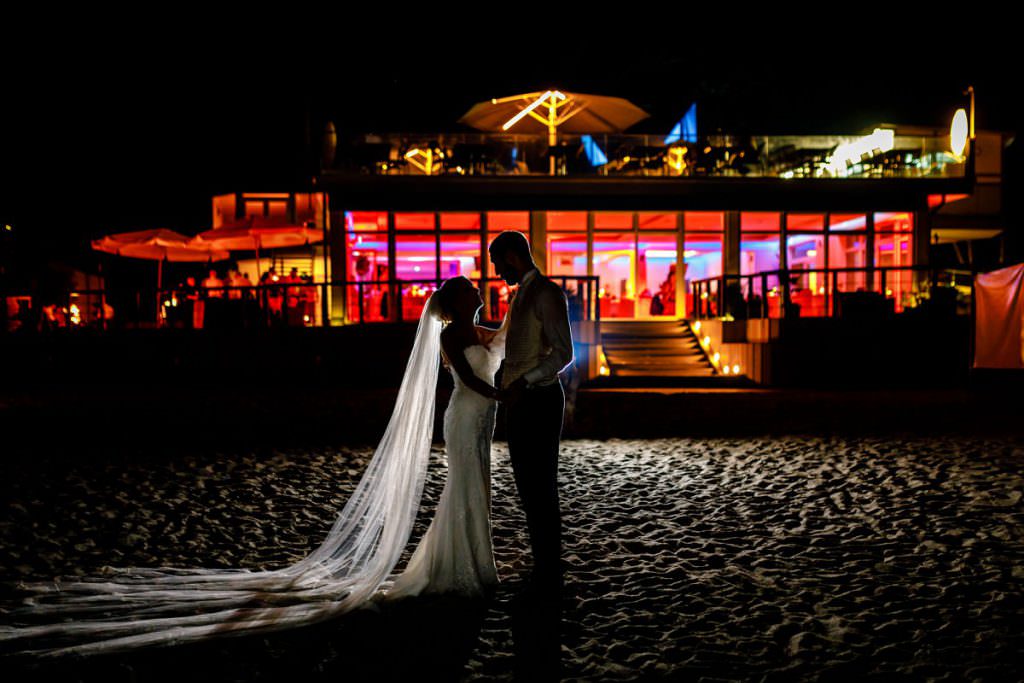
[2,17,1020,263]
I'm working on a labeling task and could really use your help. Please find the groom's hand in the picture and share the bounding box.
[499,377,528,404]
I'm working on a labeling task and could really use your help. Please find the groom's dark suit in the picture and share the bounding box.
[500,267,574,591]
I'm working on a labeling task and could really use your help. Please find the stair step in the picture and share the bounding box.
[610,361,713,371]
[612,368,720,377]
[585,374,758,388]
[606,351,705,360]
[598,319,720,380]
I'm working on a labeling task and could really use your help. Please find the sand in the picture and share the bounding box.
[2,435,1023,681]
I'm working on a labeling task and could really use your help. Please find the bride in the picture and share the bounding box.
[0,275,505,657]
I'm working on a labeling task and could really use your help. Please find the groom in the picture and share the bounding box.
[489,231,574,599]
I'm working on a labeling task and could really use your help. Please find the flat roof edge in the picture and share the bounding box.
[319,174,972,212]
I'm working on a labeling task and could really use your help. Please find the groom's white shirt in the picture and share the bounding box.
[501,267,574,389]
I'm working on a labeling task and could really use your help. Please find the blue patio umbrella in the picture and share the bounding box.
[665,103,698,145]
[580,135,608,166]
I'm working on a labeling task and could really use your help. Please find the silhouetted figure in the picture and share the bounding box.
[489,231,574,603]
[260,267,283,326]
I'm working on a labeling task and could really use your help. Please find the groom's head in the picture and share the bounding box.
[488,231,535,286]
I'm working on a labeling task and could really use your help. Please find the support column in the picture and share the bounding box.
[866,212,876,292]
[387,212,397,322]
[675,211,685,318]
[724,210,741,276]
[328,205,347,324]
[586,211,595,278]
[913,208,933,294]
[530,211,548,272]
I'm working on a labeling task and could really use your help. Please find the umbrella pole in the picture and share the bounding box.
[255,241,262,322]
[548,99,558,176]
[156,257,164,325]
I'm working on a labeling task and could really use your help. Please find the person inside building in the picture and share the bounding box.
[284,267,303,325]
[260,267,283,326]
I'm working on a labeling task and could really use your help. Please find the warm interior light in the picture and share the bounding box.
[693,320,701,331]
[722,365,731,374]
[599,365,611,376]
[502,91,553,131]
[712,352,720,362]
[951,108,968,157]
[702,335,711,346]
[732,364,740,374]
[807,249,817,257]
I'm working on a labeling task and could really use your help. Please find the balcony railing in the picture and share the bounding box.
[334,131,968,180]
[689,266,976,321]
[3,276,601,333]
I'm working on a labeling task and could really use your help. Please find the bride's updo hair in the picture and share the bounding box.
[427,276,471,323]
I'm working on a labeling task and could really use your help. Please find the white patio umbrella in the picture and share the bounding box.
[459,90,650,174]
[192,224,323,276]
[92,228,230,290]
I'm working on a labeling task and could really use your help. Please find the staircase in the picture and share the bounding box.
[593,320,756,388]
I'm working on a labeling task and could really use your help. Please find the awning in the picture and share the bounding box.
[931,228,1003,244]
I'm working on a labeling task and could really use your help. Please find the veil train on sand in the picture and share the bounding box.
[1,298,445,657]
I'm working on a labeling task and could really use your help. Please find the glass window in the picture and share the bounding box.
[547,234,587,277]
[638,212,678,230]
[741,212,780,232]
[741,232,781,306]
[683,233,722,317]
[439,213,481,231]
[394,213,435,231]
[787,233,825,271]
[593,232,636,318]
[594,212,633,230]
[741,233,780,275]
[685,211,724,232]
[440,234,481,281]
[487,211,529,232]
[874,212,913,232]
[828,213,867,232]
[874,233,912,268]
[346,211,388,232]
[346,225,389,323]
[875,232,913,312]
[637,233,678,318]
[395,234,436,281]
[786,233,827,317]
[787,214,825,231]
[546,211,587,231]
[828,234,869,293]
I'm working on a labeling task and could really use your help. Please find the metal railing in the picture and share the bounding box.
[689,266,977,320]
[3,276,601,332]
[334,131,967,180]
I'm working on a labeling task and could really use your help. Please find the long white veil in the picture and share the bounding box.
[0,296,446,657]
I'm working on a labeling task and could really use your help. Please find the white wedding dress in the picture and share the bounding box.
[381,341,502,600]
[0,298,504,657]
